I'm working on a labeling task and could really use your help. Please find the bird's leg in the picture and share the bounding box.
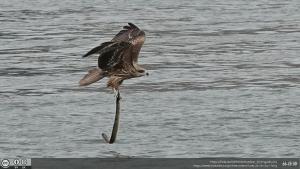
[102,90,121,144]
[113,88,118,98]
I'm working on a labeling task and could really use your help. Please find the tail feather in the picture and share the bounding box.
[79,68,105,86]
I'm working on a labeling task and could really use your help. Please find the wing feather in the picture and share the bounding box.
[82,23,145,73]
[82,42,114,58]
[123,25,131,29]
[112,23,141,42]
[98,41,132,70]
[128,23,138,29]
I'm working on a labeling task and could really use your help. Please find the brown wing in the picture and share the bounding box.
[112,23,142,43]
[82,42,114,58]
[82,23,140,58]
[112,23,145,64]
[97,41,132,71]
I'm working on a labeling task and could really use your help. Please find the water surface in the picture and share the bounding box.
[0,0,300,157]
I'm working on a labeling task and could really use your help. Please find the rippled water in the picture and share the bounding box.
[1,0,300,157]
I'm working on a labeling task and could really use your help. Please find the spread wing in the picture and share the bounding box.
[82,23,140,58]
[112,23,146,64]
[82,23,145,71]
[82,42,114,58]
[112,23,140,42]
[96,41,131,71]
[82,23,145,58]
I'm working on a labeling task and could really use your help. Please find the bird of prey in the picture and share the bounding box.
[79,23,146,90]
[79,23,147,143]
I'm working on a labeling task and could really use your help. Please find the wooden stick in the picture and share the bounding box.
[102,90,121,144]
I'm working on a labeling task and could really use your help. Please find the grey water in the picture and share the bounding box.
[0,0,300,158]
